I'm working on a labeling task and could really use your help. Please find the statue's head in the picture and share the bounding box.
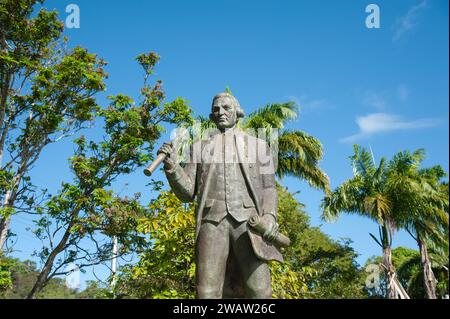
[210,92,245,131]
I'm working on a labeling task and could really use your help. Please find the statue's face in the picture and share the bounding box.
[211,96,237,130]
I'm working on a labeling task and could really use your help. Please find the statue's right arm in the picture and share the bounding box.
[164,161,197,203]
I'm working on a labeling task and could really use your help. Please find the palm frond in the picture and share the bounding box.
[350,145,377,177]
[419,165,447,181]
[277,155,330,192]
[369,233,383,247]
[321,177,364,222]
[242,102,298,130]
[278,130,324,163]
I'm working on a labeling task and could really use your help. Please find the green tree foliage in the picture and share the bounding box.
[363,246,449,299]
[0,255,75,298]
[0,0,193,297]
[323,145,411,299]
[276,185,366,298]
[0,253,13,290]
[75,280,110,299]
[387,150,448,298]
[0,255,110,298]
[364,247,417,298]
[395,241,448,299]
[116,191,196,299]
[0,0,107,251]
[323,146,449,299]
[115,185,364,299]
[25,51,192,298]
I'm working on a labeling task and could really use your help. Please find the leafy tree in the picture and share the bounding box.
[0,253,13,291]
[75,280,110,299]
[0,255,78,298]
[385,227,448,299]
[25,52,192,298]
[276,184,365,299]
[1,0,107,251]
[115,191,196,299]
[297,230,366,298]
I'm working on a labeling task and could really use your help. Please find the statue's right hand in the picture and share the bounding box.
[157,142,177,170]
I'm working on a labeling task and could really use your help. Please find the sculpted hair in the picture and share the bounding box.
[211,92,245,119]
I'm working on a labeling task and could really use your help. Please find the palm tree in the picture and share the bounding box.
[388,151,449,298]
[241,102,329,192]
[322,145,408,299]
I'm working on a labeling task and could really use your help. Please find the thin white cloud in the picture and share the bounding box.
[393,0,428,42]
[397,84,409,102]
[363,92,388,110]
[361,86,409,110]
[287,95,333,114]
[340,113,440,143]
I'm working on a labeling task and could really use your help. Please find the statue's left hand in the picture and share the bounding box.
[262,214,279,242]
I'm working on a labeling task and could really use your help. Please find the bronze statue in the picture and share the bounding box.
[156,93,287,298]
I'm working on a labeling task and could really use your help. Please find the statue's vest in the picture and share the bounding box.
[201,132,257,223]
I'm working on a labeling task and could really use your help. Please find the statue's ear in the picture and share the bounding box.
[236,107,245,118]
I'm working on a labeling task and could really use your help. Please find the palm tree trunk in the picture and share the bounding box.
[382,245,399,299]
[418,238,437,299]
[380,223,396,299]
[380,222,409,298]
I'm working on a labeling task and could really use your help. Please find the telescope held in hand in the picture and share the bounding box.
[143,129,188,177]
[143,152,167,176]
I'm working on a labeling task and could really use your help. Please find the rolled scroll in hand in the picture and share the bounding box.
[248,215,291,248]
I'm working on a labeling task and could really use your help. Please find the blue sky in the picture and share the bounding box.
[9,0,449,290]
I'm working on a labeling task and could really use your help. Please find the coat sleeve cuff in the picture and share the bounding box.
[263,211,277,222]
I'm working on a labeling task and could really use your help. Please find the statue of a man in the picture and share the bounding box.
[157,93,283,298]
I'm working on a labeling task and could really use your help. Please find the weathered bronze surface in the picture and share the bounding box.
[158,93,284,299]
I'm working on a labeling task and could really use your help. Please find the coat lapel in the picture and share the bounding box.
[234,130,262,216]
